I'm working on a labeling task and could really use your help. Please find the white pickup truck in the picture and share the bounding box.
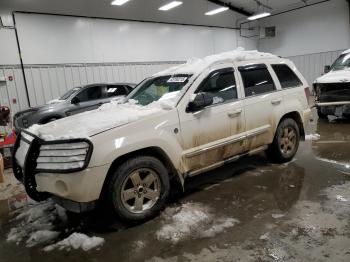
[314,49,350,119]
[13,50,311,222]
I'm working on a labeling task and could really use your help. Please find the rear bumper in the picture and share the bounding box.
[315,101,350,107]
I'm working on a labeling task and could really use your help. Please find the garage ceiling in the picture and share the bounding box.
[0,0,329,28]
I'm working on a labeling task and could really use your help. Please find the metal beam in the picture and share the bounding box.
[207,0,253,16]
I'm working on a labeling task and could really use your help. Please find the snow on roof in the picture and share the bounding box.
[153,47,278,77]
[342,49,350,54]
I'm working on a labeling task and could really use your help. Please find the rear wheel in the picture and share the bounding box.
[108,156,170,222]
[266,118,300,163]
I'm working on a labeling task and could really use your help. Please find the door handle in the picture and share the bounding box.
[271,98,282,105]
[227,109,242,118]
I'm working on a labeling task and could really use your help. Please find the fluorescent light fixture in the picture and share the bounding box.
[111,0,130,6]
[247,12,271,21]
[205,7,229,16]
[159,1,183,11]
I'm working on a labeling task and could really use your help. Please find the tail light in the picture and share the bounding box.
[304,87,311,105]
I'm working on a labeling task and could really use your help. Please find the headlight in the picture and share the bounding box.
[36,141,92,171]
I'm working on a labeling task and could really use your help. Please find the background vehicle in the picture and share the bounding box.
[12,50,311,223]
[313,49,350,119]
[13,83,136,130]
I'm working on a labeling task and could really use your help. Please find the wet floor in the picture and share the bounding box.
[0,110,350,261]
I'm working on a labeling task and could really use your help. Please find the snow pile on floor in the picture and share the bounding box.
[7,200,104,251]
[156,202,239,243]
[305,133,320,141]
[154,47,277,77]
[43,232,104,252]
[7,200,61,245]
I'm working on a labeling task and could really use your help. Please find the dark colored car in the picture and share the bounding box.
[14,83,135,130]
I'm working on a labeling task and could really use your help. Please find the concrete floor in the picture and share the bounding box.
[0,110,350,261]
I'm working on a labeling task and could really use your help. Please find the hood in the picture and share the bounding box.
[315,69,350,84]
[26,92,180,141]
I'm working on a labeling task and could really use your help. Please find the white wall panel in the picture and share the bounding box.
[15,13,257,65]
[259,0,350,57]
[287,50,344,84]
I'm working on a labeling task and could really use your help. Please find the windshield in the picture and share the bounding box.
[331,53,350,71]
[128,75,191,106]
[59,87,81,100]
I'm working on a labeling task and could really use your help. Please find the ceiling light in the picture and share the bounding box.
[111,0,131,6]
[159,1,183,11]
[205,7,229,16]
[247,12,271,21]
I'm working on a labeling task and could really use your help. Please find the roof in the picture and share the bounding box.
[342,49,350,55]
[153,47,278,77]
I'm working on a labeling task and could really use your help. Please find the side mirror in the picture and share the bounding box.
[324,65,331,74]
[71,97,80,104]
[186,92,214,112]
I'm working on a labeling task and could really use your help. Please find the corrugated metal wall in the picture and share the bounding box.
[0,61,183,114]
[0,49,347,116]
[287,49,345,85]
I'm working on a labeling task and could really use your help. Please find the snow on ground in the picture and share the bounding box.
[6,200,104,251]
[305,133,321,141]
[43,232,104,252]
[156,202,239,243]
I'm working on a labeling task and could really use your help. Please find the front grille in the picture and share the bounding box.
[315,83,350,102]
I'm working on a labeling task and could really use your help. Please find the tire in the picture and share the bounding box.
[107,156,170,222]
[266,118,300,163]
[317,108,328,120]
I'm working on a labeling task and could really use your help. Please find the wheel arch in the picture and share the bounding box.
[99,146,181,199]
[278,111,305,139]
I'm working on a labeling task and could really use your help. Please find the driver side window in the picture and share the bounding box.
[195,68,237,105]
[76,86,104,102]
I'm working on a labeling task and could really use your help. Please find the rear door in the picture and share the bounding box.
[178,64,246,174]
[237,63,284,151]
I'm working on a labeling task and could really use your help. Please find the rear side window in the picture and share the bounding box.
[272,64,303,88]
[195,68,237,104]
[106,85,127,97]
[239,64,275,97]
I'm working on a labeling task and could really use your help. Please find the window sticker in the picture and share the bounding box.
[167,77,188,83]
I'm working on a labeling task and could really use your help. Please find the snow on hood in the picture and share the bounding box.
[315,69,350,84]
[27,91,181,140]
[153,47,277,77]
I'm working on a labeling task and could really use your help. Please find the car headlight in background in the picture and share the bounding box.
[36,141,92,171]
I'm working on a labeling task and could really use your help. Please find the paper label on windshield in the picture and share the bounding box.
[167,77,187,83]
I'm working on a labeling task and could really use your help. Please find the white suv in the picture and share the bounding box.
[313,49,350,119]
[13,50,311,222]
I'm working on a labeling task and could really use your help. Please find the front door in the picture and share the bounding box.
[67,85,106,115]
[178,64,246,175]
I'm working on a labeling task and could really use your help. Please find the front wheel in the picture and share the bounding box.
[266,118,300,163]
[108,156,170,222]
